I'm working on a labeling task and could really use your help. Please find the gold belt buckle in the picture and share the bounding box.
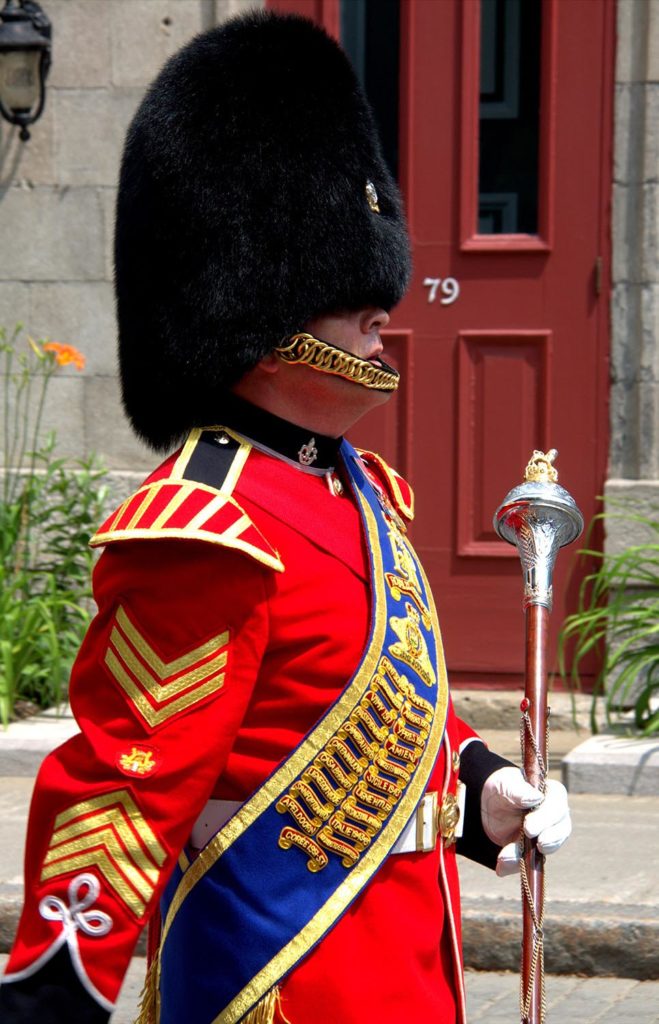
[438,791,461,847]
[414,791,461,852]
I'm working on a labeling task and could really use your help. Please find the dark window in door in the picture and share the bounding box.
[479,0,542,234]
[340,0,400,180]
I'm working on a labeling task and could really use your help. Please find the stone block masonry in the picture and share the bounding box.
[610,1,659,488]
[0,0,263,472]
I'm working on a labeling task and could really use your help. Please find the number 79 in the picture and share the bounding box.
[423,277,460,305]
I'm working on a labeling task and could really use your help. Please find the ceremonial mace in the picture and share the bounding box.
[493,451,583,1024]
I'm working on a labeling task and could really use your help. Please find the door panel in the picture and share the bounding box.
[268,0,613,687]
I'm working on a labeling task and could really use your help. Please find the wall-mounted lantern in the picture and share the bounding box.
[0,0,51,141]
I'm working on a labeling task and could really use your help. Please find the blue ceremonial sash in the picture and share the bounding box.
[156,442,450,1024]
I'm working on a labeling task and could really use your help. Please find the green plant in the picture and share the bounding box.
[1,327,107,725]
[559,501,659,735]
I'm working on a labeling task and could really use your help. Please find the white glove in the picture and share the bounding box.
[480,766,572,878]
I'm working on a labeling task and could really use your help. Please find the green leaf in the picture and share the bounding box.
[559,498,659,735]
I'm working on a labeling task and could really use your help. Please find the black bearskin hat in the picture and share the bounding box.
[115,10,411,450]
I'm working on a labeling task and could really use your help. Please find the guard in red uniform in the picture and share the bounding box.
[0,12,571,1024]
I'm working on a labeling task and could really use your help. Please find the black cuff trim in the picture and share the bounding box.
[0,945,110,1024]
[456,740,516,870]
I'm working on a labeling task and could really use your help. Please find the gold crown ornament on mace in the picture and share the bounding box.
[493,450,583,1024]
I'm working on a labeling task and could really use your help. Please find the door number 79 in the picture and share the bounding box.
[423,277,460,305]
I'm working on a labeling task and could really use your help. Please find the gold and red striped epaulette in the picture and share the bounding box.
[90,427,284,571]
[357,449,415,522]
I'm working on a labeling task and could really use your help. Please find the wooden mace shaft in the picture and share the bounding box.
[522,603,550,1024]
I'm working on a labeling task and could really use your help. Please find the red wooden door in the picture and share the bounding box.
[269,0,613,687]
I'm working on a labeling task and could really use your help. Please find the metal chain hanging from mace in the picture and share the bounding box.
[518,707,548,1023]
[494,451,583,1024]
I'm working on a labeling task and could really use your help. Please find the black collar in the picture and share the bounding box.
[216,394,342,472]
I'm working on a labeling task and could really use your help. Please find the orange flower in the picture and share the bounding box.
[42,342,86,372]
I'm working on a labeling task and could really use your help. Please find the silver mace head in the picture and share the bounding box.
[493,449,584,611]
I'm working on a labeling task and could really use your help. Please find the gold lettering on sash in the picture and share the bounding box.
[317,751,357,790]
[278,827,329,873]
[393,718,426,747]
[275,795,319,835]
[316,825,362,867]
[342,795,383,833]
[399,679,434,717]
[340,720,379,759]
[363,765,403,798]
[375,749,413,785]
[384,736,421,765]
[303,765,346,805]
[363,686,397,725]
[326,737,367,775]
[289,781,334,822]
[377,658,432,730]
[354,780,393,816]
[278,558,438,872]
[328,810,372,846]
[352,704,389,743]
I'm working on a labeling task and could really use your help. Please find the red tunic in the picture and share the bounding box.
[1,430,486,1024]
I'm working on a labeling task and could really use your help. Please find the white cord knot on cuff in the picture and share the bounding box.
[40,873,113,939]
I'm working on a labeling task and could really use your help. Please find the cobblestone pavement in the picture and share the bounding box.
[3,957,658,1023]
[465,970,659,1023]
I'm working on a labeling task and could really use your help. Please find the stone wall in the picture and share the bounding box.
[0,0,262,480]
[607,0,659,551]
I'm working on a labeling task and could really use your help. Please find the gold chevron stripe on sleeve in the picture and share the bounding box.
[41,790,167,919]
[49,810,162,880]
[105,650,227,728]
[104,608,229,729]
[41,849,148,918]
[115,605,228,678]
[52,790,166,863]
[43,827,156,901]
[110,628,228,699]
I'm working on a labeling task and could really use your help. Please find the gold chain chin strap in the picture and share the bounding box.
[518,709,549,1024]
[275,333,400,392]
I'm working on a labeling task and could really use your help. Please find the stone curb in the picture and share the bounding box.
[451,691,594,732]
[461,899,659,980]
[562,734,659,795]
[0,707,78,776]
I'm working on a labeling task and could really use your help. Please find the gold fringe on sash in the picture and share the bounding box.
[133,960,292,1024]
[242,985,293,1024]
[134,952,160,1024]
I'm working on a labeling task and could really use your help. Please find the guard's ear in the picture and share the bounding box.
[255,352,281,376]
